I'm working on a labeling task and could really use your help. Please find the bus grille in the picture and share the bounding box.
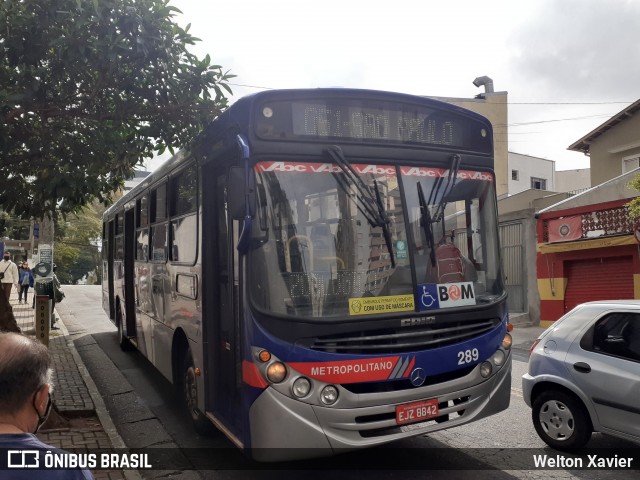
[308,318,500,354]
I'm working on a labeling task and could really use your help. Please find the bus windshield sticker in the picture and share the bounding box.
[289,355,416,384]
[256,162,493,182]
[400,166,493,182]
[417,283,476,311]
[348,294,415,316]
[256,161,397,176]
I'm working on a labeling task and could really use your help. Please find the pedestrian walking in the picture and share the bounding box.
[0,251,19,301]
[18,262,34,304]
[50,267,64,329]
[0,332,94,478]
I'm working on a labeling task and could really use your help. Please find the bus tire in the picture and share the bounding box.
[181,350,213,435]
[116,304,133,351]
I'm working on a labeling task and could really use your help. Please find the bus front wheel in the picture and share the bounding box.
[181,351,213,435]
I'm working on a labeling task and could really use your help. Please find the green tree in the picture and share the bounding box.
[53,241,81,284]
[0,0,233,220]
[628,175,640,220]
[54,201,105,284]
[53,196,110,284]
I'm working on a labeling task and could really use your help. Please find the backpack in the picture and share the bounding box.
[427,242,465,284]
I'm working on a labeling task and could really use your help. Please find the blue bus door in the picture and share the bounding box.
[203,163,242,437]
[123,208,137,342]
[107,220,115,319]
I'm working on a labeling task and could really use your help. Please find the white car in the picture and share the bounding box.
[522,301,640,450]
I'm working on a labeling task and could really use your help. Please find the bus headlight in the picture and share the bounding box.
[292,377,311,398]
[266,362,287,383]
[502,333,512,350]
[480,361,493,378]
[320,385,339,405]
[492,349,505,367]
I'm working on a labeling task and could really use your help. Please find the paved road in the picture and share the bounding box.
[60,286,639,480]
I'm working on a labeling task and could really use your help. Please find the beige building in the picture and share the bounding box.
[569,99,640,185]
[555,168,591,194]
[433,76,509,197]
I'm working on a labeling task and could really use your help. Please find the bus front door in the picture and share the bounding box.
[123,208,137,344]
[203,163,243,439]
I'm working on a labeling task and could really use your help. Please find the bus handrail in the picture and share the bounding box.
[285,235,313,272]
[318,256,345,269]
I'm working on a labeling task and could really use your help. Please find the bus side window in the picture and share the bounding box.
[136,195,149,262]
[136,228,149,262]
[151,183,167,223]
[151,223,167,262]
[169,164,197,264]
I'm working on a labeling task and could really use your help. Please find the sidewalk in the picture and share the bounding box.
[8,290,139,480]
[509,319,547,355]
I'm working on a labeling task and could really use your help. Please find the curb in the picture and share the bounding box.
[57,314,144,480]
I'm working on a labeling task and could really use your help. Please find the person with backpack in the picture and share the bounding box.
[18,262,34,304]
[0,251,20,301]
[426,232,477,284]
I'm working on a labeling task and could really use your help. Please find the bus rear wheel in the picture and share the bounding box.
[181,351,213,435]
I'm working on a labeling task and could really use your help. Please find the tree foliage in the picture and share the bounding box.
[54,199,107,284]
[0,0,233,219]
[628,174,640,220]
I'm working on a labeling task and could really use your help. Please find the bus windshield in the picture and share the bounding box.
[249,159,503,319]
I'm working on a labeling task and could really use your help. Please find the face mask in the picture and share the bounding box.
[32,391,52,434]
[3,257,9,261]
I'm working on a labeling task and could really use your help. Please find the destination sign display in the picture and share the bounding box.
[254,98,492,153]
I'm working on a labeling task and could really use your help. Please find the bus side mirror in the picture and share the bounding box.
[228,166,256,220]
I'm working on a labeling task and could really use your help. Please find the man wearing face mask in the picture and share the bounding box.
[0,332,94,479]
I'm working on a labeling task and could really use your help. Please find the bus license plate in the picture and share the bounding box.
[395,398,439,425]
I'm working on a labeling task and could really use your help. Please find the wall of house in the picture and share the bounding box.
[499,208,540,324]
[555,168,591,193]
[507,152,555,195]
[536,199,640,326]
[536,242,640,326]
[498,190,570,215]
[590,113,640,186]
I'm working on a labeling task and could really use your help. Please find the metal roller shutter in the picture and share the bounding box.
[564,256,634,313]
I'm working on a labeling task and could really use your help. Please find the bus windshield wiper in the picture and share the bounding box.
[431,154,461,223]
[417,181,437,267]
[420,154,462,267]
[326,146,395,267]
[373,178,396,268]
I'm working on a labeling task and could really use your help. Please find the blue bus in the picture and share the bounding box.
[102,88,512,461]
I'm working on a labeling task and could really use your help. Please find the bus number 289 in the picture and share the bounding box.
[457,348,479,365]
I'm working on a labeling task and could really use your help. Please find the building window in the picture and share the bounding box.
[511,170,519,181]
[531,177,547,190]
[622,155,640,174]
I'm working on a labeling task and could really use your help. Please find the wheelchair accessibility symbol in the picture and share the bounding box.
[421,286,437,308]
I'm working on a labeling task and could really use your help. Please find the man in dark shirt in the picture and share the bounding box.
[0,332,94,479]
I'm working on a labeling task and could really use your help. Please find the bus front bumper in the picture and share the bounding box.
[249,354,511,462]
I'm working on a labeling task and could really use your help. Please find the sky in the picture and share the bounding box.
[145,0,640,173]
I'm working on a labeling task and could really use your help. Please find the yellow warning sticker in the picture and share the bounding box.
[348,294,415,316]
